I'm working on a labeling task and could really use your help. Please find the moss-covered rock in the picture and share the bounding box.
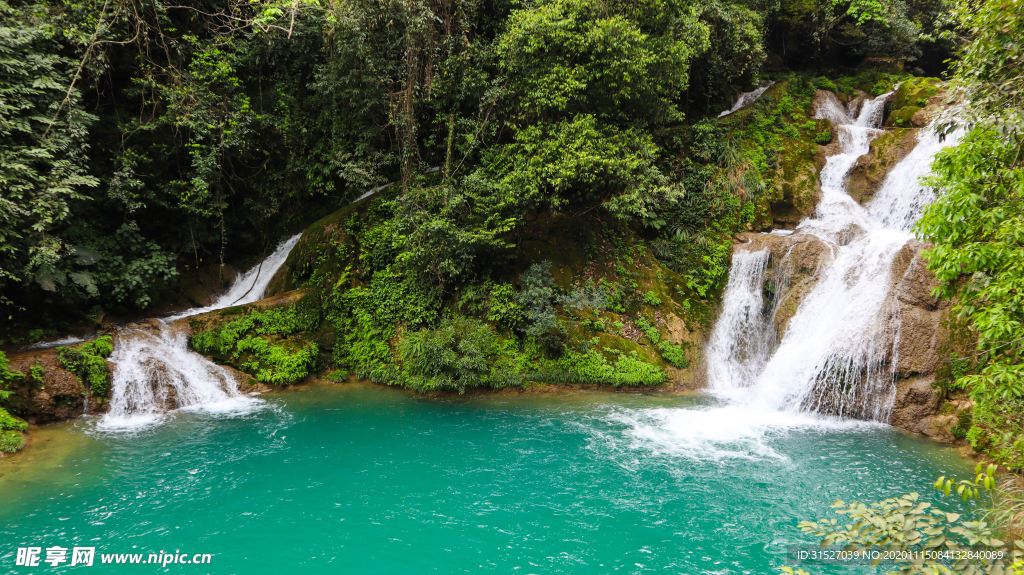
[770,138,820,227]
[885,77,944,127]
[2,340,111,425]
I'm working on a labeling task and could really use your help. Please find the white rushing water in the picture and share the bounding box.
[718,81,776,118]
[616,92,962,459]
[99,234,302,430]
[706,92,962,422]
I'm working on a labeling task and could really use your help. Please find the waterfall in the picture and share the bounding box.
[99,234,302,430]
[706,92,961,423]
[718,82,776,118]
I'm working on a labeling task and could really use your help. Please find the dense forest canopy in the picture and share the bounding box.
[0,0,958,330]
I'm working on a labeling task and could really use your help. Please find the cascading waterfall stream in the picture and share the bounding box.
[99,234,302,430]
[718,81,777,118]
[705,91,962,423]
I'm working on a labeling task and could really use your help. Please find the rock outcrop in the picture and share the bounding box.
[4,347,110,424]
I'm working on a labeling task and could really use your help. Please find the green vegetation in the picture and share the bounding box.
[785,465,1024,575]
[0,0,955,339]
[191,303,321,385]
[55,336,114,397]
[0,0,973,400]
[914,0,1024,469]
[0,351,27,452]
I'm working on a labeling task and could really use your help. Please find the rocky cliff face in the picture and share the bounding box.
[729,231,957,440]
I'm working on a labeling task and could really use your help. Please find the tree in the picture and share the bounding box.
[915,0,1024,464]
[0,1,98,307]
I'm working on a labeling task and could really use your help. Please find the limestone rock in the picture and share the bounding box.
[890,376,940,428]
[846,129,920,205]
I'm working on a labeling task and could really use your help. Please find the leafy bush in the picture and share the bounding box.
[0,351,27,439]
[397,316,522,393]
[0,409,27,432]
[814,77,837,92]
[643,291,662,306]
[536,348,666,387]
[192,304,321,386]
[813,130,832,145]
[55,336,114,396]
[785,465,1023,575]
[966,427,989,451]
[657,341,690,369]
[236,337,318,386]
[517,262,563,348]
[192,301,321,358]
[325,370,349,383]
[487,283,524,329]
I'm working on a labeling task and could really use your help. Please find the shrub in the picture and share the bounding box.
[814,76,837,92]
[397,316,522,393]
[325,369,349,383]
[236,337,318,386]
[966,427,989,451]
[517,262,563,348]
[487,283,524,328]
[813,130,832,145]
[0,409,27,432]
[536,348,666,387]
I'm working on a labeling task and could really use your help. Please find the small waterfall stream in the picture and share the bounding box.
[718,81,777,118]
[99,234,301,430]
[706,92,961,423]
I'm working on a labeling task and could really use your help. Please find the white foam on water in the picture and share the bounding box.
[627,92,962,459]
[99,233,302,432]
[607,405,879,462]
[19,335,91,351]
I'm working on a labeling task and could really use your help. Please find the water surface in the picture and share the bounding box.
[0,384,974,574]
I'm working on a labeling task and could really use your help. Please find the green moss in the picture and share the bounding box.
[887,105,922,127]
[951,411,972,440]
[55,336,114,397]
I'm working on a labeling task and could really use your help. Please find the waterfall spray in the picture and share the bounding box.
[99,234,302,430]
[706,92,961,423]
